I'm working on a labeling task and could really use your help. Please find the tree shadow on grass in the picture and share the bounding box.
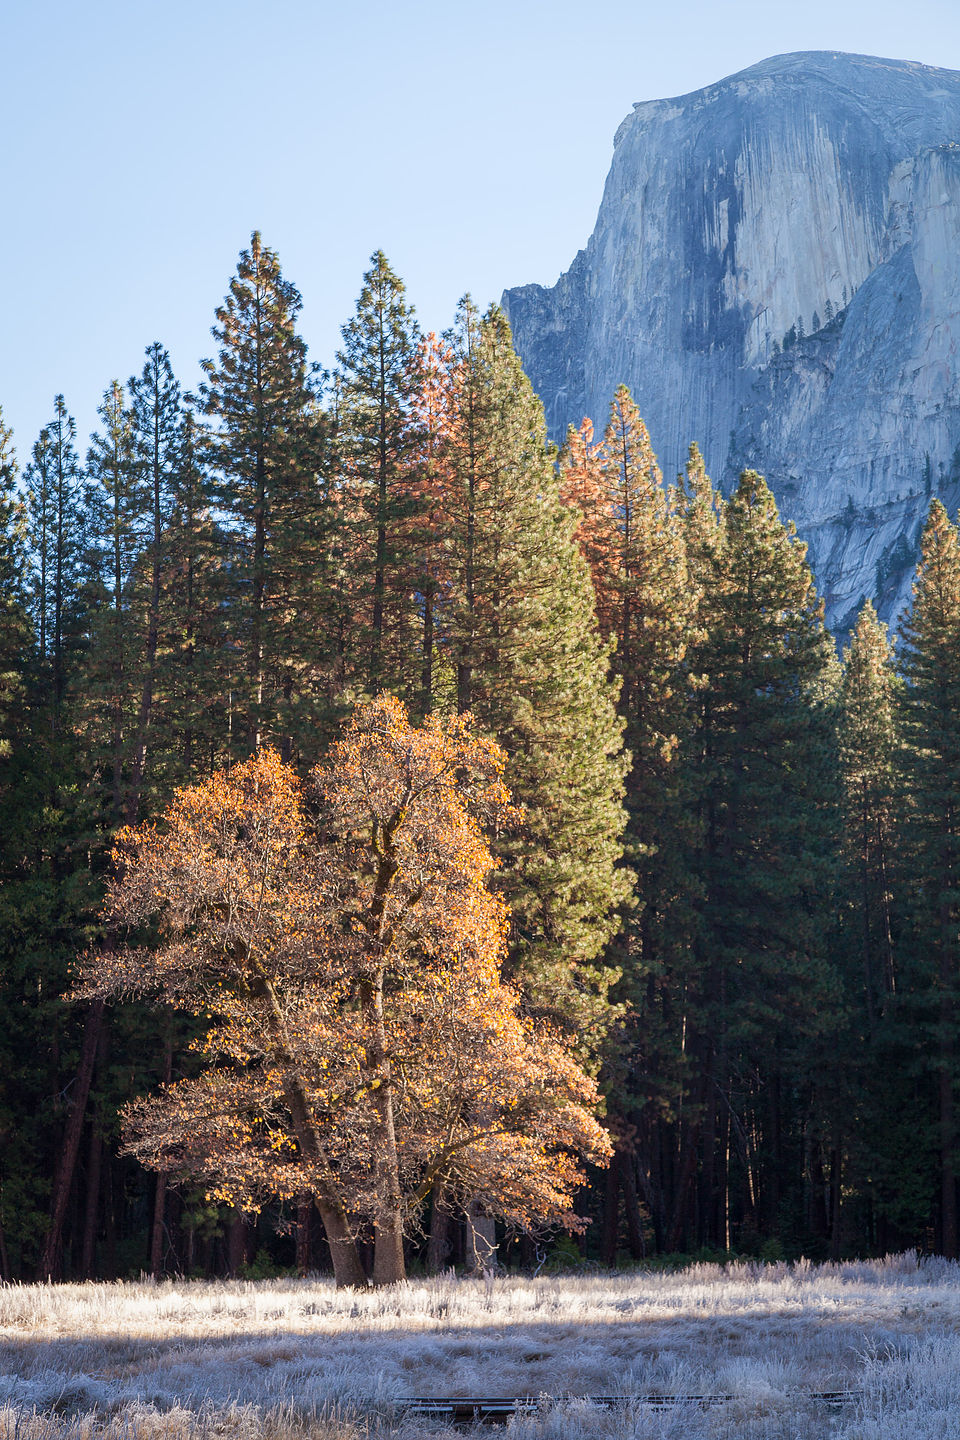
[0,1309,902,1419]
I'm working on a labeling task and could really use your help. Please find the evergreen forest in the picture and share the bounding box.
[3,233,960,1281]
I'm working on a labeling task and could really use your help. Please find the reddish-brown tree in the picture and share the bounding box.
[558,416,620,637]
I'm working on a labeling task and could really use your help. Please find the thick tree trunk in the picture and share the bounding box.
[365,810,409,1286]
[316,1200,367,1287]
[364,966,405,1285]
[40,999,105,1280]
[252,969,365,1286]
[371,1057,406,1284]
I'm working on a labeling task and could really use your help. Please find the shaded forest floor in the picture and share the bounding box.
[2,1254,959,1437]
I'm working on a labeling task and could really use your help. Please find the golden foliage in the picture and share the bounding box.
[74,696,610,1245]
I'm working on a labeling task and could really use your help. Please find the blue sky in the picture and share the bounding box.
[3,0,960,457]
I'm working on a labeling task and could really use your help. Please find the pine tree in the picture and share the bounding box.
[154,407,227,785]
[838,601,899,1027]
[24,398,86,730]
[897,499,960,1255]
[672,469,839,1248]
[594,388,689,738]
[835,600,922,1250]
[15,399,106,1279]
[84,380,144,820]
[126,343,184,820]
[335,251,422,694]
[565,401,695,1259]
[199,232,325,756]
[677,442,725,588]
[558,417,617,635]
[0,410,30,759]
[402,331,457,717]
[445,302,630,1041]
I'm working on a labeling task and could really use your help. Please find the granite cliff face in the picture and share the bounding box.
[502,52,960,630]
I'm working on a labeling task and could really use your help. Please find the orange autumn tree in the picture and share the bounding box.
[558,416,620,637]
[74,696,610,1286]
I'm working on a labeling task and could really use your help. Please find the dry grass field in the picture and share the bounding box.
[2,1253,959,1438]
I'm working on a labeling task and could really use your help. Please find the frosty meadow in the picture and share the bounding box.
[2,1255,960,1439]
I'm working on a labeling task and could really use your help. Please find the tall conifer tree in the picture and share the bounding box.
[898,499,960,1256]
[126,343,183,820]
[835,600,916,1248]
[560,394,694,1253]
[839,600,899,1026]
[154,407,226,785]
[335,251,422,694]
[446,303,630,1039]
[0,411,30,758]
[672,470,839,1248]
[24,398,86,731]
[84,380,143,819]
[199,232,324,755]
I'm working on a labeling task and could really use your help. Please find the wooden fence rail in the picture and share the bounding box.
[402,1392,861,1422]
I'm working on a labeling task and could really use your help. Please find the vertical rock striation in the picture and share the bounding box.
[502,52,960,629]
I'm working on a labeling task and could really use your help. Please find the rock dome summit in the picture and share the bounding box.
[502,51,960,629]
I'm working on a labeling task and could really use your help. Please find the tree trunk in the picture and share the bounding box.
[371,1086,406,1287]
[465,1202,497,1273]
[427,1183,451,1273]
[421,579,434,716]
[829,1138,842,1261]
[228,1212,247,1276]
[621,1152,645,1260]
[316,1200,367,1287]
[253,970,365,1286]
[940,895,958,1258]
[0,1215,10,1282]
[364,812,409,1286]
[941,1041,957,1257]
[365,965,405,1285]
[296,1202,312,1275]
[456,374,477,716]
[602,1148,621,1265]
[103,1150,118,1278]
[149,1173,167,1277]
[668,1104,702,1252]
[40,999,105,1280]
[80,1126,102,1278]
[148,1026,174,1276]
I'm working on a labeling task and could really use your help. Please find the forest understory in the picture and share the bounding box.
[1,1255,959,1439]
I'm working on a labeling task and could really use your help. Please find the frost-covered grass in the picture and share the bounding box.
[1,1253,959,1437]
